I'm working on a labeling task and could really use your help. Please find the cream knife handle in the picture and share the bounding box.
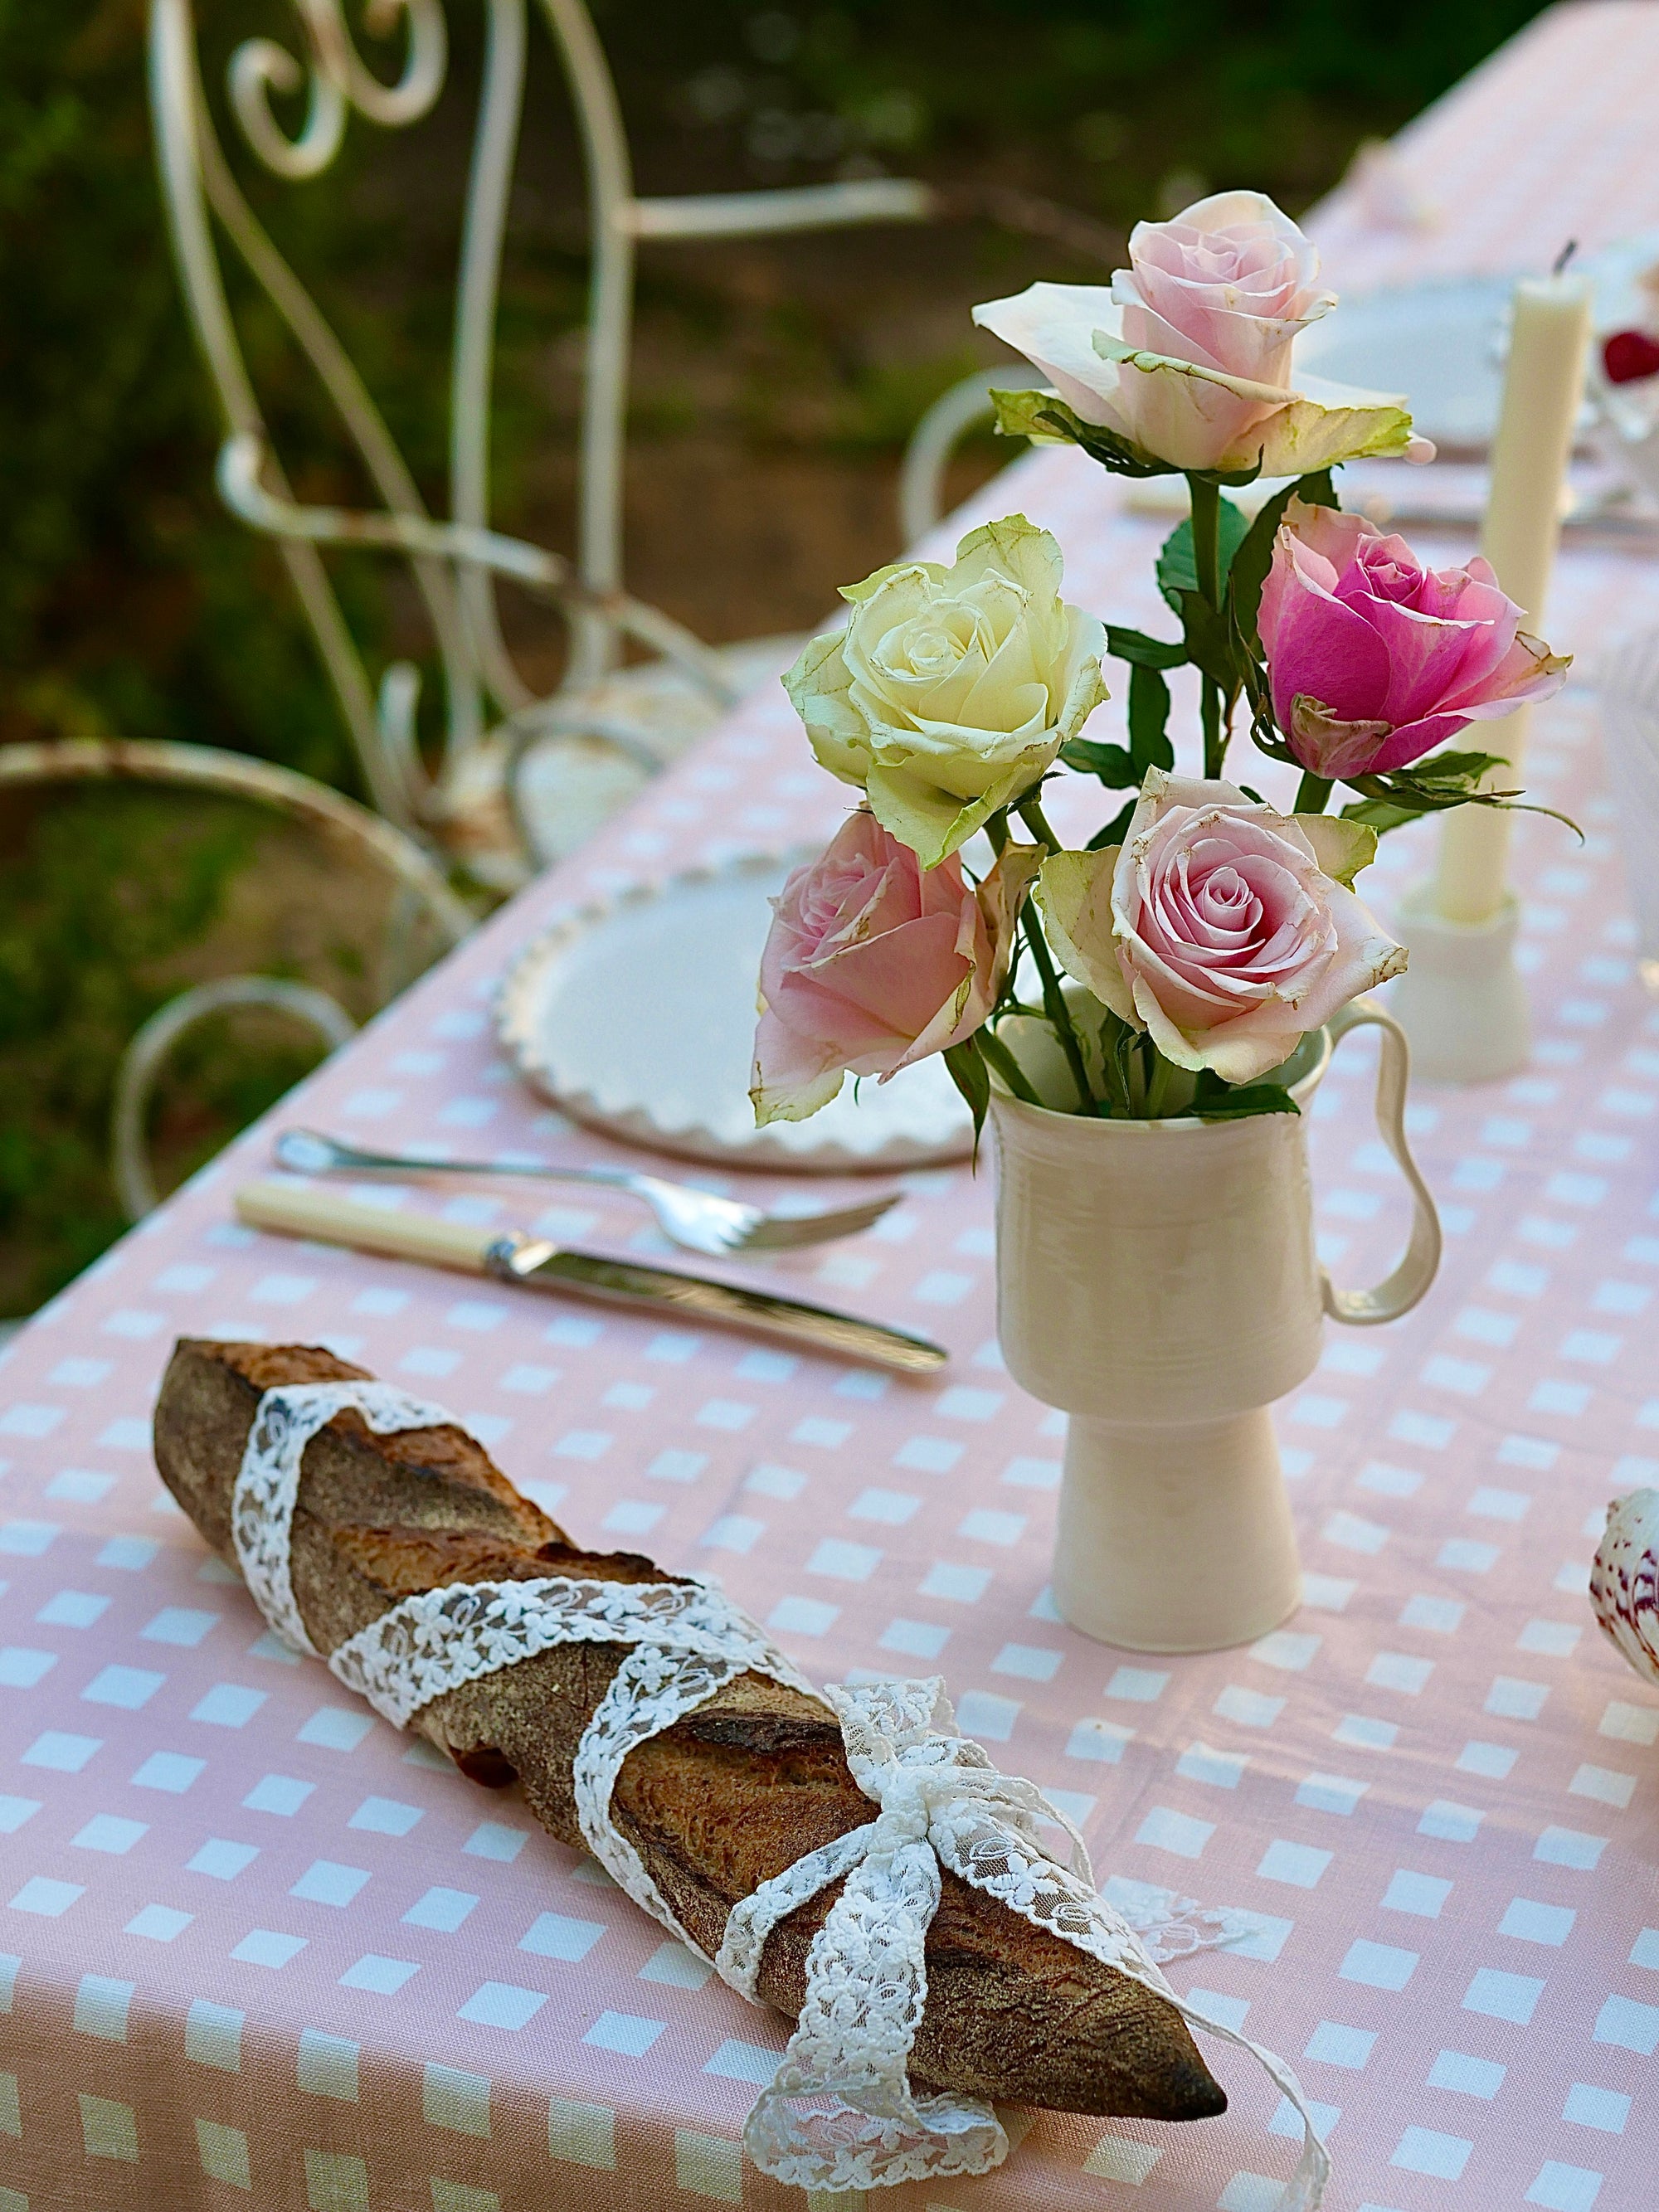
[236,1179,494,1273]
[235,1179,949,1374]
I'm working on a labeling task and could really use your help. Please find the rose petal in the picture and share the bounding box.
[1035,847,1135,1021]
[751,1006,849,1125]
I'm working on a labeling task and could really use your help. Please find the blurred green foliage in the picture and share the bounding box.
[640,1,1552,215]
[0,0,1551,774]
[0,4,346,778]
[0,790,307,1315]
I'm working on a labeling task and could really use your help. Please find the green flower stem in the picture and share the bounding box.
[1201,674,1224,780]
[1144,1052,1178,1118]
[977,1027,1042,1107]
[1294,771,1335,814]
[1016,795,1062,851]
[1097,1015,1132,1115]
[1020,906,1099,1115]
[1014,797,1101,1114]
[1188,474,1223,610]
[1188,475,1228,780]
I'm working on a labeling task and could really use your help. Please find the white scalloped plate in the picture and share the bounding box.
[496,851,975,1172]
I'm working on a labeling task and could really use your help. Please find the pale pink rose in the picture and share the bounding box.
[1038,771,1404,1084]
[1258,500,1570,778]
[1120,188,1333,388]
[751,813,1037,1124]
[975,192,1418,474]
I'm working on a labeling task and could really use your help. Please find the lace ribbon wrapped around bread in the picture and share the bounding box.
[153,1339,1329,2202]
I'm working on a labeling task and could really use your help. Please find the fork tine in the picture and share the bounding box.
[732,1225,833,1252]
[734,1195,902,1250]
[817,1199,902,1237]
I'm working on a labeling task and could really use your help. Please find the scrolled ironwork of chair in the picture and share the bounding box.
[0,738,472,1227]
[147,0,958,884]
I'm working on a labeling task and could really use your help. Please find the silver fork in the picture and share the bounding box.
[272,1129,902,1258]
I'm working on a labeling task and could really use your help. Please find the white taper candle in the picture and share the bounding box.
[1432,271,1591,926]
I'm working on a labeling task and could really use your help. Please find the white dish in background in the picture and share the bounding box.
[496,851,975,1173]
[1294,275,1515,451]
[1293,241,1659,457]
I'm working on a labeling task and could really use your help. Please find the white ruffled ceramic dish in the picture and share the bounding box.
[496,851,975,1172]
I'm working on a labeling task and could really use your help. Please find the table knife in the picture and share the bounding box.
[234,1179,947,1374]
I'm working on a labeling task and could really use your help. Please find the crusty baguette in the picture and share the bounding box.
[153,1338,1226,2122]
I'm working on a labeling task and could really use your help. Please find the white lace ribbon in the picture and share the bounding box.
[716,1678,1331,2205]
[329,1570,819,1950]
[231,1381,455,1655]
[231,1382,823,1955]
[230,1385,1329,2204]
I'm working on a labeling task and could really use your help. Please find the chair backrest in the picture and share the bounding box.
[0,736,472,1229]
[148,0,932,868]
[149,0,592,843]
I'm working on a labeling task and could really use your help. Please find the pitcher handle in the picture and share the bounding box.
[1321,995,1443,1326]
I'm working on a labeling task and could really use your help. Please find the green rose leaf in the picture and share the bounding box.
[1060,738,1137,787]
[1106,625,1187,670]
[1087,796,1138,851]
[1294,467,1340,510]
[942,1036,991,1155]
[1337,798,1424,834]
[989,387,1175,477]
[1190,1072,1300,1121]
[1157,498,1253,610]
[1175,590,1238,694]
[1338,751,1518,829]
[1383,749,1511,790]
[1340,766,1584,841]
[1127,664,1175,775]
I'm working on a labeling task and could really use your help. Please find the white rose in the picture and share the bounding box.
[783,514,1108,867]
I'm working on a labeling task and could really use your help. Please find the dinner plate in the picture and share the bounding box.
[496,851,975,1172]
[1294,275,1515,451]
[1296,241,1659,455]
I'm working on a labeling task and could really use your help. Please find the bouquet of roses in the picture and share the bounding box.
[752,192,1569,1132]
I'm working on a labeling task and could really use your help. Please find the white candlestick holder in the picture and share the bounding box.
[1388,882,1531,1085]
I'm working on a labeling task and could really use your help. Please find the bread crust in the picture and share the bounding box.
[152,1338,1226,2122]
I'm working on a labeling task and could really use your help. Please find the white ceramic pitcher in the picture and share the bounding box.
[990,999,1441,1654]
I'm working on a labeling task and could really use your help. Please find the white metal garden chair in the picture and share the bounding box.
[147,0,947,883]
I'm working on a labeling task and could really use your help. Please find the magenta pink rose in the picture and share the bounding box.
[751,813,1037,1124]
[1258,500,1570,779]
[1038,771,1405,1084]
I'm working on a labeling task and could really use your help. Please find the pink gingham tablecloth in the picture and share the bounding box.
[6,7,1659,2209]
